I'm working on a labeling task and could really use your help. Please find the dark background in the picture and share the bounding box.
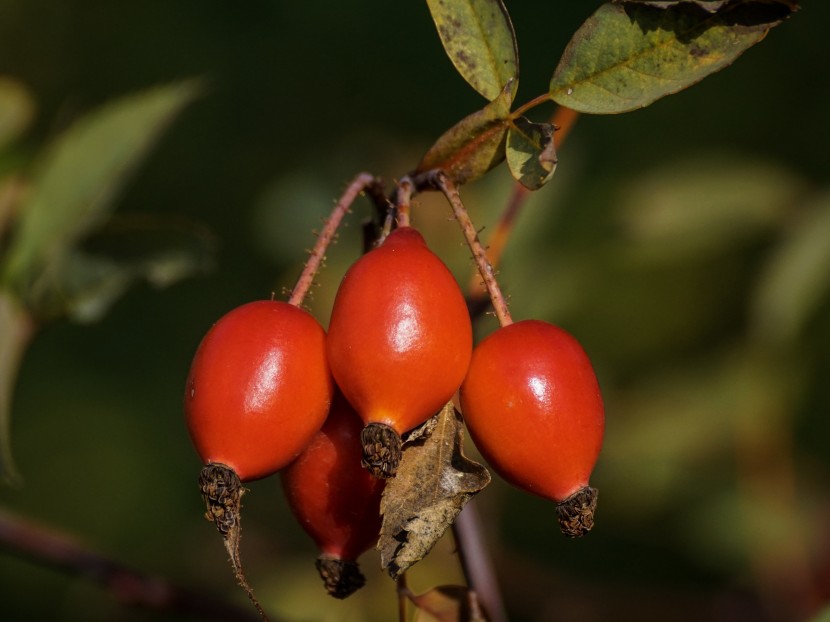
[1,2,828,621]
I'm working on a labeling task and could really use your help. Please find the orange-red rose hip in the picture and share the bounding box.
[185,300,333,481]
[184,299,333,618]
[281,393,384,598]
[327,226,472,477]
[460,319,604,537]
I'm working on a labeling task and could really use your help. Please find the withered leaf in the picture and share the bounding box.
[414,82,512,185]
[409,585,489,622]
[612,0,799,15]
[505,117,557,191]
[378,403,490,579]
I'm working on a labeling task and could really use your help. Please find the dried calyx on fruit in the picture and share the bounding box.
[460,319,604,537]
[281,392,384,598]
[326,225,472,478]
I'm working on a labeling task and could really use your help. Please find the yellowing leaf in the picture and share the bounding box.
[426,0,518,101]
[550,2,795,114]
[415,82,512,185]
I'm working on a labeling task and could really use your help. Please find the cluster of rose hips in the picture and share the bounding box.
[184,218,604,600]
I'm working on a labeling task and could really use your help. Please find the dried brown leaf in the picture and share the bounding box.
[378,404,490,579]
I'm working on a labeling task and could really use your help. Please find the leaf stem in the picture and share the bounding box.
[287,173,383,307]
[511,93,553,119]
[433,172,512,327]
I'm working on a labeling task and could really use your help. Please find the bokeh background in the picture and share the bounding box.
[1,2,829,621]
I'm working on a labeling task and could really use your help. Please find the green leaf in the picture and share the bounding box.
[426,0,518,101]
[616,0,799,12]
[505,117,557,190]
[0,77,35,151]
[0,292,35,485]
[549,2,796,114]
[26,214,214,323]
[751,192,830,344]
[1,80,201,292]
[415,81,512,185]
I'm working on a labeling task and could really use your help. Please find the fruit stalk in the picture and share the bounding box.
[394,177,413,228]
[432,171,513,327]
[288,172,383,307]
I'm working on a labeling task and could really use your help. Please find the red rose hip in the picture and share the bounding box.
[326,226,472,478]
[185,300,333,481]
[184,299,334,617]
[460,319,604,537]
[281,393,384,598]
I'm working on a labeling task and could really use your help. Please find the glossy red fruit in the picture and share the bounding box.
[281,393,384,599]
[326,226,472,477]
[185,300,333,481]
[460,319,604,537]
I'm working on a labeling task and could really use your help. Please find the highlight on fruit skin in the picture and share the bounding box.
[326,225,473,478]
[281,392,385,598]
[185,299,334,483]
[459,319,604,537]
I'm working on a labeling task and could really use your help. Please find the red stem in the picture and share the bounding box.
[288,172,382,306]
[395,177,413,228]
[511,93,553,119]
[433,172,513,327]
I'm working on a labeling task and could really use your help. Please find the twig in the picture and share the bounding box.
[452,500,509,622]
[397,572,410,622]
[432,172,513,327]
[0,508,263,622]
[288,172,384,306]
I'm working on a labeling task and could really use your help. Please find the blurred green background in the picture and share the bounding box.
[1,2,829,621]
